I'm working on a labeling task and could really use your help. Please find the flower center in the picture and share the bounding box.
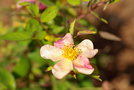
[62,45,80,60]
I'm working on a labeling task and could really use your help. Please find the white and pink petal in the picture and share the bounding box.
[40,45,63,61]
[77,39,94,51]
[54,33,74,49]
[80,49,98,58]
[73,56,94,75]
[52,59,73,79]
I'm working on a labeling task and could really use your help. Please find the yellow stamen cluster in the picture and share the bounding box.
[62,45,80,60]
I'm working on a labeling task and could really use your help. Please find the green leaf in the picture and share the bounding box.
[13,58,30,77]
[83,0,91,1]
[90,75,102,81]
[69,19,76,35]
[25,19,42,32]
[0,83,7,90]
[77,30,97,36]
[78,19,89,26]
[41,0,54,6]
[90,64,102,81]
[28,49,45,63]
[91,11,108,24]
[67,7,77,16]
[41,6,59,23]
[100,18,108,24]
[51,25,64,34]
[67,0,81,6]
[0,32,32,41]
[110,0,120,3]
[35,31,46,40]
[0,68,16,90]
[52,77,71,90]
[46,66,53,71]
[27,4,39,16]
[19,2,30,6]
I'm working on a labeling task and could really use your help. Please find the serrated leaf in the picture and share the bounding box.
[41,6,59,22]
[69,19,76,35]
[99,31,121,41]
[67,0,81,6]
[77,30,97,36]
[0,32,32,41]
[0,68,16,90]
[13,58,30,77]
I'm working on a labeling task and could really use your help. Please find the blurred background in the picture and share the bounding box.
[0,0,134,90]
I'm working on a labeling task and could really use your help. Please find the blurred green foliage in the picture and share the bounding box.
[0,0,120,89]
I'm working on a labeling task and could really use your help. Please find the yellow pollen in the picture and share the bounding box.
[62,45,80,60]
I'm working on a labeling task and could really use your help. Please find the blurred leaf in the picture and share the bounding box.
[41,6,59,22]
[44,34,56,42]
[83,0,91,1]
[46,66,53,71]
[67,7,77,16]
[0,83,7,90]
[69,19,76,35]
[19,2,31,6]
[100,18,108,24]
[91,64,99,75]
[77,30,97,36]
[103,1,109,11]
[91,11,108,24]
[78,19,89,26]
[41,0,54,6]
[25,19,42,32]
[52,77,71,90]
[51,25,64,34]
[76,87,102,90]
[67,0,81,6]
[35,31,46,40]
[73,74,77,79]
[110,0,120,3]
[0,32,32,41]
[0,22,7,35]
[88,25,97,31]
[99,31,121,41]
[13,58,30,77]
[0,68,16,90]
[90,75,102,81]
[27,4,39,16]
[81,81,93,87]
[28,49,45,63]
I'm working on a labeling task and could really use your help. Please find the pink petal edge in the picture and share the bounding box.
[73,56,94,75]
[54,33,74,48]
